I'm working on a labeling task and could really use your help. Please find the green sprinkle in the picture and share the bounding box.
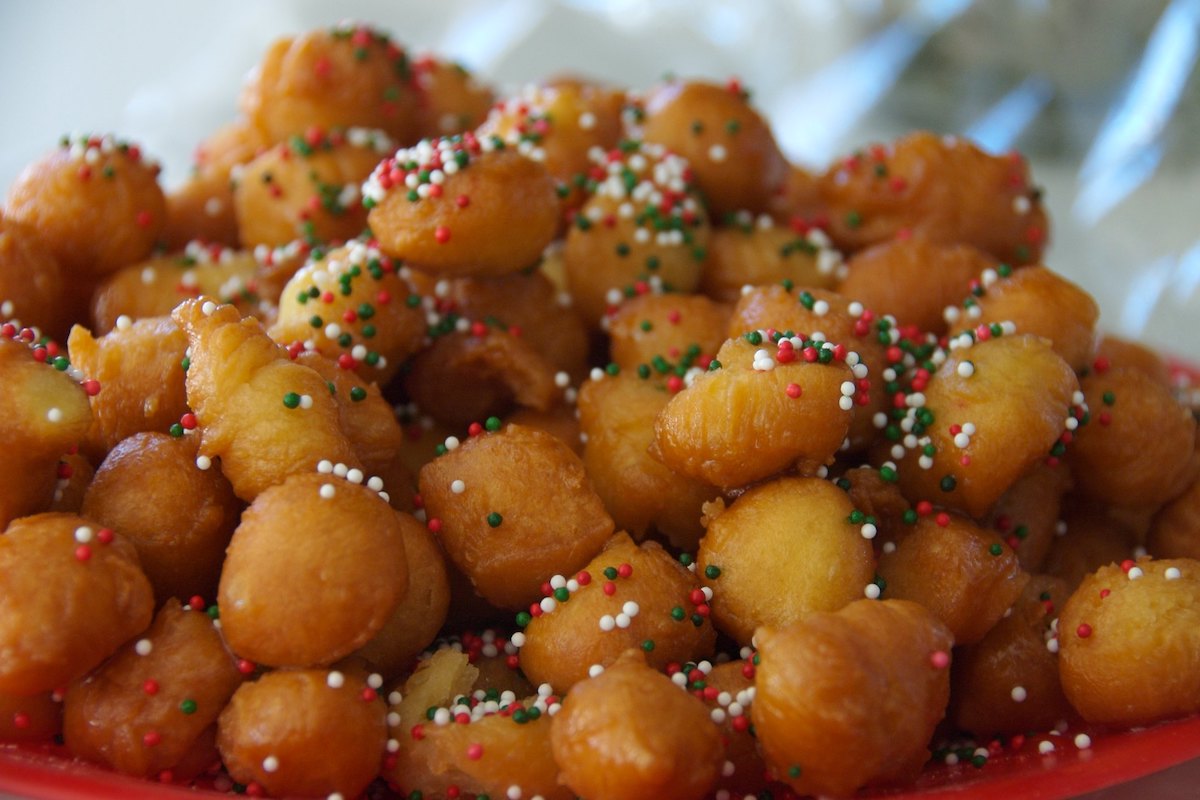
[168,423,184,438]
[180,356,191,372]
[603,566,618,580]
[671,606,686,621]
[554,587,569,602]
[485,416,502,432]
[179,699,197,715]
[641,639,655,652]
[988,543,1004,556]
[515,611,532,627]
[704,565,722,579]
[1102,391,1116,406]
[349,386,367,402]
[283,392,301,409]
[486,512,503,528]
[940,475,957,492]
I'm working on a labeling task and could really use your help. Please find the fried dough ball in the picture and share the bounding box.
[695,660,768,798]
[217,472,407,667]
[91,243,263,334]
[0,512,153,695]
[365,135,559,277]
[891,334,1079,518]
[652,334,854,489]
[4,134,165,283]
[293,352,403,477]
[968,265,1099,372]
[240,22,419,144]
[561,141,710,326]
[726,284,888,451]
[641,78,788,217]
[518,532,717,691]
[950,575,1074,737]
[234,127,393,248]
[606,292,729,375]
[80,432,240,606]
[818,132,1048,264]
[700,217,844,303]
[0,211,66,340]
[577,374,716,550]
[0,690,61,743]
[352,512,450,681]
[1094,334,1172,387]
[478,81,624,218]
[1067,366,1197,509]
[838,235,996,335]
[752,599,953,797]
[63,599,243,776]
[985,461,1073,572]
[1058,558,1200,725]
[67,316,188,461]
[418,424,614,609]
[551,649,723,800]
[877,514,1029,645]
[162,120,267,249]
[1043,503,1139,592]
[172,298,361,501]
[696,476,875,644]
[404,329,562,429]
[269,241,425,384]
[411,54,494,139]
[0,335,92,528]
[217,666,387,799]
[1149,473,1200,559]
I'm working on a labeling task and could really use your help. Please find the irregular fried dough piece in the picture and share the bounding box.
[0,211,67,340]
[172,297,361,501]
[701,220,843,304]
[606,292,729,376]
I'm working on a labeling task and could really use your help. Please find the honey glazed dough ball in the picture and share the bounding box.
[696,476,876,644]
[365,134,560,278]
[517,532,717,692]
[1149,471,1200,560]
[561,140,710,327]
[0,513,154,696]
[217,666,388,799]
[217,472,408,667]
[62,598,244,778]
[410,53,495,139]
[418,423,614,609]
[818,131,1049,265]
[1042,502,1140,592]
[0,210,67,341]
[240,22,420,145]
[1057,558,1200,726]
[550,649,724,800]
[606,291,730,376]
[233,126,394,248]
[752,599,953,798]
[699,216,844,304]
[91,242,264,335]
[80,431,240,607]
[640,78,789,217]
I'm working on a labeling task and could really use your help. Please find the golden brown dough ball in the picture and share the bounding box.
[1149,472,1200,560]
[950,574,1074,737]
[0,335,93,528]
[240,23,420,144]
[269,240,425,384]
[352,511,451,681]
[0,690,61,743]
[418,423,614,609]
[366,135,559,277]
[4,135,165,323]
[561,141,710,327]
[172,297,361,501]
[517,532,717,691]
[217,472,407,667]
[838,234,996,335]
[91,243,264,334]
[700,217,844,303]
[697,476,876,644]
[752,599,953,797]
[640,78,788,217]
[877,514,1029,645]
[577,373,717,550]
[1043,503,1140,592]
[162,120,267,250]
[62,598,243,777]
[967,265,1099,372]
[606,292,729,376]
[0,512,153,695]
[67,316,189,461]
[217,666,388,799]
[411,54,494,139]
[652,334,855,489]
[1067,366,1196,509]
[1094,334,1173,387]
[0,211,67,341]
[234,127,393,248]
[818,132,1049,265]
[1058,558,1200,725]
[80,432,240,607]
[985,461,1073,572]
[890,333,1079,518]
[551,649,723,800]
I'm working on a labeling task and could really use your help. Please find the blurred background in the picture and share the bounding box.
[0,0,1197,358]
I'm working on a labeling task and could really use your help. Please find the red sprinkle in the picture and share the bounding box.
[142,731,161,747]
[74,545,92,562]
[785,383,802,399]
[466,743,483,760]
[143,679,159,695]
[929,650,950,669]
[1076,623,1093,639]
[434,226,451,244]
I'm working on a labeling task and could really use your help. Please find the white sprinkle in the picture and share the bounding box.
[615,613,632,628]
[510,632,526,647]
[539,597,556,614]
[135,639,153,656]
[367,476,384,491]
[507,786,523,800]
[599,615,616,632]
[838,396,854,411]
[1013,195,1032,214]
[578,112,596,130]
[262,756,279,773]
[195,455,212,470]
[1011,686,1028,702]
[860,523,878,540]
[319,483,336,499]
[74,526,93,543]
[587,664,605,678]
[299,394,313,409]
[451,479,466,494]
[622,601,640,617]
[326,671,345,689]
[954,433,971,448]
[708,144,727,162]
[444,436,461,451]
[317,459,333,474]
[864,583,881,599]
[957,361,975,378]
[433,708,451,725]
[1127,567,1144,580]
[1166,567,1182,580]
[1074,733,1092,750]
[201,301,218,316]
[367,673,383,689]
[1038,740,1056,754]
[710,708,727,724]
[47,407,63,423]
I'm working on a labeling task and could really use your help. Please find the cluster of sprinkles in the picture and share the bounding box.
[738,326,868,411]
[942,263,1013,328]
[724,210,847,280]
[59,132,161,180]
[314,459,389,503]
[1,320,99,408]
